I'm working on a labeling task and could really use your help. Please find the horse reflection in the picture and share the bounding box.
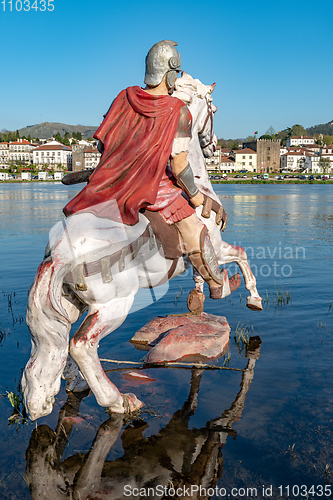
[25,337,261,500]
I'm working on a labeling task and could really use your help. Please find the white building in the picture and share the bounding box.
[280,151,307,171]
[219,156,235,173]
[0,143,9,168]
[321,146,333,155]
[205,146,222,171]
[280,150,321,172]
[234,148,257,172]
[83,148,101,169]
[33,141,72,169]
[286,136,315,148]
[9,139,36,164]
[303,155,320,173]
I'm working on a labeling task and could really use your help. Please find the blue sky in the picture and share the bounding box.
[1,0,332,139]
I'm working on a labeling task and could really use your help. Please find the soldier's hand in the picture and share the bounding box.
[190,191,204,207]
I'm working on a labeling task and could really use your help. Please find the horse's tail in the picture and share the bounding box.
[22,257,71,420]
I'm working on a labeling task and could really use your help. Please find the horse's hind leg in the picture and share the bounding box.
[60,286,90,393]
[219,241,263,311]
[69,293,143,414]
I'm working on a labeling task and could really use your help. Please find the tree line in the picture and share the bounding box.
[0,129,93,144]
[218,124,333,147]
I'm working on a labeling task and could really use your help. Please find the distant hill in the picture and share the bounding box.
[17,122,98,139]
[306,120,333,136]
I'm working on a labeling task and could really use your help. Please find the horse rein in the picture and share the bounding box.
[198,94,215,150]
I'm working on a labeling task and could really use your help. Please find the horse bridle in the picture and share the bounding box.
[198,94,215,150]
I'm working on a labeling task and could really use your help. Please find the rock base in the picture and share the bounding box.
[131,313,230,364]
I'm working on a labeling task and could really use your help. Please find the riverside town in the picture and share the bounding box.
[1,125,333,182]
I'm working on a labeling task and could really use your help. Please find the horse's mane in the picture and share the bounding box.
[173,72,213,105]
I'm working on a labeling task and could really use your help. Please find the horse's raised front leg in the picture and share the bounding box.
[218,241,263,311]
[69,292,143,414]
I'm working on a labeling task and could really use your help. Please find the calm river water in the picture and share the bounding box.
[0,183,332,499]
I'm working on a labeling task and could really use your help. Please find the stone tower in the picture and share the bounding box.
[242,139,281,173]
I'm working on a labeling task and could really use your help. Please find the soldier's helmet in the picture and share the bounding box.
[144,40,182,89]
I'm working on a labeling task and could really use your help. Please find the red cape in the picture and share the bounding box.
[63,86,185,225]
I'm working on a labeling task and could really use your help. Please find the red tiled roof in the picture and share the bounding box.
[9,139,34,145]
[235,148,256,155]
[84,148,100,153]
[220,156,235,163]
[34,144,72,151]
[282,151,315,157]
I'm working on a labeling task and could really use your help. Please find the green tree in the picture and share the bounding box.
[319,157,331,174]
[217,138,227,148]
[289,124,307,137]
[259,134,273,140]
[323,135,333,145]
[264,125,276,138]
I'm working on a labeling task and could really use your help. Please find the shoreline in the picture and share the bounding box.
[1,179,332,185]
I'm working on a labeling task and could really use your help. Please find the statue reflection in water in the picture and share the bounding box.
[25,337,261,500]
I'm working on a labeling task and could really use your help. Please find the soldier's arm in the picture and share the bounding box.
[170,107,204,207]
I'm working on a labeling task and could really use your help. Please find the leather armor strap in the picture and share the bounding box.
[201,194,227,231]
[65,225,152,283]
[175,163,198,198]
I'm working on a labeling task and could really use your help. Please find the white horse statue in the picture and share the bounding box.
[21,73,262,421]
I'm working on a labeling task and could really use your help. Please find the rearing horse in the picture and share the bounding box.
[21,74,262,421]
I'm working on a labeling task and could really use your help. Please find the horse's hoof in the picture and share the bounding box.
[209,285,223,299]
[246,296,263,311]
[108,393,143,414]
[187,289,205,314]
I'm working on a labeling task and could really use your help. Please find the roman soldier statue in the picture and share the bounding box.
[64,40,224,299]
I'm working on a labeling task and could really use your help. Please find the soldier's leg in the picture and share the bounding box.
[175,214,224,299]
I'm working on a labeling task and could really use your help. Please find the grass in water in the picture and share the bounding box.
[234,322,253,354]
[263,282,292,307]
[6,390,27,426]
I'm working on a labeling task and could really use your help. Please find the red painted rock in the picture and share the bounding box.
[131,313,230,364]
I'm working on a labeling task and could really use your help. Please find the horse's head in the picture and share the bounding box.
[173,72,218,158]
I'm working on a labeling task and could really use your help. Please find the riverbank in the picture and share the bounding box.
[212,179,333,184]
[1,179,333,185]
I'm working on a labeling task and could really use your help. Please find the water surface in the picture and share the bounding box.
[0,183,332,499]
